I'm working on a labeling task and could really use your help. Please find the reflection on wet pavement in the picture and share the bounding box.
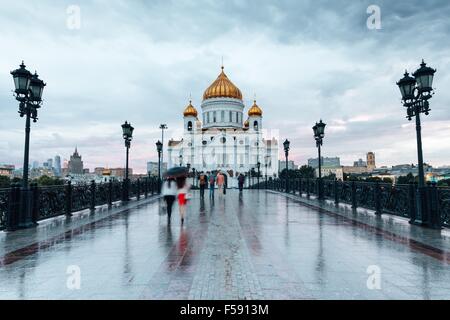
[0,190,449,300]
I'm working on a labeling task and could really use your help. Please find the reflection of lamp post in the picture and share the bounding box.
[313,120,326,200]
[11,61,46,228]
[265,155,270,190]
[179,154,183,167]
[122,121,134,201]
[156,140,163,182]
[283,139,290,192]
[192,168,196,187]
[397,60,437,228]
[257,161,261,190]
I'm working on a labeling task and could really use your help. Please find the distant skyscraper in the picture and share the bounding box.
[54,155,62,177]
[32,161,39,169]
[47,158,53,169]
[68,147,84,174]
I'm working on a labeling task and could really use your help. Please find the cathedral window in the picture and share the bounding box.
[236,113,239,123]
[213,111,217,123]
[254,121,259,131]
[229,111,232,122]
[221,111,224,122]
[187,121,193,131]
[207,112,210,123]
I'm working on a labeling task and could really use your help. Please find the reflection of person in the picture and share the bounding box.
[198,172,207,199]
[217,171,225,196]
[162,177,177,223]
[176,177,191,225]
[238,174,245,192]
[208,172,215,198]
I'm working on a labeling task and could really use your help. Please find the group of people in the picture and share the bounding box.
[161,175,191,224]
[161,171,247,224]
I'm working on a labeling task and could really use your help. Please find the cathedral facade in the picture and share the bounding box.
[167,66,279,187]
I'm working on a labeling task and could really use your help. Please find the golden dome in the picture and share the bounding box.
[203,67,243,101]
[244,118,249,128]
[248,100,263,116]
[183,100,198,117]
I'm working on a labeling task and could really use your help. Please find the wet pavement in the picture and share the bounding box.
[0,190,449,300]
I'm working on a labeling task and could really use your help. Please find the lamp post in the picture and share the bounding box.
[192,168,196,187]
[283,139,290,193]
[159,124,167,178]
[156,140,163,185]
[179,154,183,167]
[256,161,261,190]
[397,60,437,227]
[313,120,326,200]
[265,155,270,190]
[11,61,46,228]
[121,121,134,201]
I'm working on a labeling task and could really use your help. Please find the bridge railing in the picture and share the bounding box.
[0,177,161,232]
[251,178,449,229]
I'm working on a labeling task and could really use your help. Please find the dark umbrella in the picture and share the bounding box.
[166,166,189,178]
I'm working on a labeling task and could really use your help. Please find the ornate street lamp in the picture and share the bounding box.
[11,61,46,229]
[397,60,437,228]
[121,121,134,201]
[283,139,290,192]
[313,120,326,200]
[156,140,163,182]
[257,161,261,190]
[159,124,167,172]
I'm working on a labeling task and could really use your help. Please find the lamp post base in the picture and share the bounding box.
[18,189,38,229]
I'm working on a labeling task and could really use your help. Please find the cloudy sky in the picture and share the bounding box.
[1,0,450,173]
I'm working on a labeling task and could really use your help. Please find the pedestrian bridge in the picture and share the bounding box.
[0,190,449,299]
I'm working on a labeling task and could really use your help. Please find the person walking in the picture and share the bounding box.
[161,177,177,223]
[208,172,215,199]
[198,172,207,199]
[238,173,245,192]
[217,171,225,196]
[176,176,191,225]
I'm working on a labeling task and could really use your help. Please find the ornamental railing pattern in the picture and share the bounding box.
[0,178,161,232]
[252,178,449,229]
[0,189,9,231]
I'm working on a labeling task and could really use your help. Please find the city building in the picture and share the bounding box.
[0,165,15,177]
[353,158,367,167]
[68,147,84,175]
[343,152,376,175]
[279,160,296,171]
[167,66,279,187]
[308,157,340,168]
[147,162,168,177]
[315,166,344,181]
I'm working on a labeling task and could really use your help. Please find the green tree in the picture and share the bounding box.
[34,175,64,186]
[0,175,11,188]
[298,165,315,178]
[437,179,450,187]
[397,173,415,184]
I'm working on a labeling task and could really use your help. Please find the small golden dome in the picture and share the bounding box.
[183,100,198,117]
[248,100,263,116]
[203,66,243,101]
[244,118,249,128]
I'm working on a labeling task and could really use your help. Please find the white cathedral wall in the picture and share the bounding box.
[167,130,279,187]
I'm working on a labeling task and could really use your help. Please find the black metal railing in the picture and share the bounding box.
[253,178,449,229]
[0,177,161,232]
